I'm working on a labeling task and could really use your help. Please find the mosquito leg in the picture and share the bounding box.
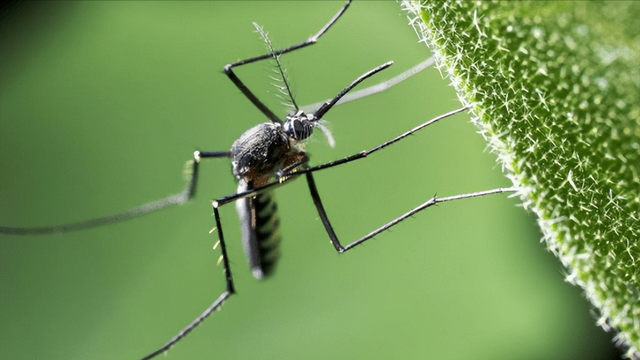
[282,106,471,179]
[305,172,343,252]
[305,172,516,253]
[138,203,235,360]
[276,153,310,181]
[214,176,296,208]
[0,150,231,235]
[223,0,353,123]
[188,151,232,198]
[139,171,309,359]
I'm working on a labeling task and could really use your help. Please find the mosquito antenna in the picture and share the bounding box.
[253,23,299,111]
[223,0,351,124]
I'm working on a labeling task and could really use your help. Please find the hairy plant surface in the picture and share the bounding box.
[405,1,639,356]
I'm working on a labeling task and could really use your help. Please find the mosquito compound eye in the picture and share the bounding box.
[284,118,313,141]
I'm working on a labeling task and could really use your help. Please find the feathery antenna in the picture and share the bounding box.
[253,22,299,111]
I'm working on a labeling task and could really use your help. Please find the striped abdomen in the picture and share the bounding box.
[236,180,282,280]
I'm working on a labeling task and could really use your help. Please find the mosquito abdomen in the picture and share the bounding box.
[236,180,282,280]
[253,190,281,278]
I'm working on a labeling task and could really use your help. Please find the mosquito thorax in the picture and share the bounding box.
[230,122,296,183]
[283,109,316,141]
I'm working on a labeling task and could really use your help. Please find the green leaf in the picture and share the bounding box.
[405,1,640,356]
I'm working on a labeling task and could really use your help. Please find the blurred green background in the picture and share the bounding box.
[0,2,622,360]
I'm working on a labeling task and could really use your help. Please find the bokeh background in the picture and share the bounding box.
[0,2,622,360]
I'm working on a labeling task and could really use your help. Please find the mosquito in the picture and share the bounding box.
[0,1,515,359]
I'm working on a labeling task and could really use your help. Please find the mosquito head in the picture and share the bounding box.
[283,109,316,141]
